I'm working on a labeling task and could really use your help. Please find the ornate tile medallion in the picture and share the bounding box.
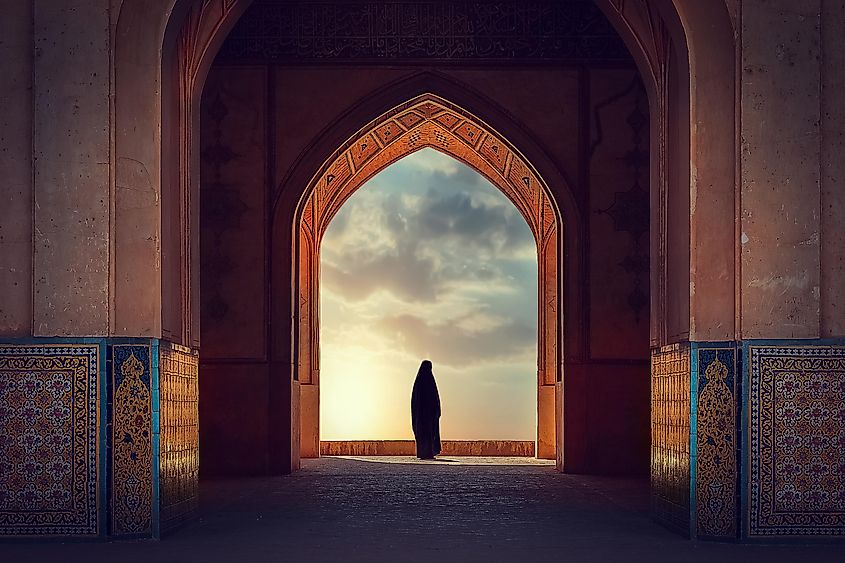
[0,345,99,536]
[695,347,738,539]
[111,345,153,536]
[749,346,845,537]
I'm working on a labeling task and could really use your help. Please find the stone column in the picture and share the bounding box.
[32,1,111,336]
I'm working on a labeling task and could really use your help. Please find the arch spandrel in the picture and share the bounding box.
[296,94,561,459]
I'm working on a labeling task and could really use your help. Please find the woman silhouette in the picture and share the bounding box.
[411,360,441,460]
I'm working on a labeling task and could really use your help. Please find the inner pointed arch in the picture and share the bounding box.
[298,94,560,249]
[296,93,563,461]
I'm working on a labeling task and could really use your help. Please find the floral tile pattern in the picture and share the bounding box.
[749,346,845,537]
[0,345,99,536]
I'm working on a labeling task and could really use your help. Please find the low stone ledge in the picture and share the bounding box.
[320,440,535,457]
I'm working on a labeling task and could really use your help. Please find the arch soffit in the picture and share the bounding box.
[592,0,735,128]
[299,94,559,251]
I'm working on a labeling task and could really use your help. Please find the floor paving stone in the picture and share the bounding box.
[3,457,842,562]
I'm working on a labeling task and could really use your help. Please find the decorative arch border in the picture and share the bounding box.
[295,94,561,459]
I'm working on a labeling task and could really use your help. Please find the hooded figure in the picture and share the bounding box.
[411,360,441,459]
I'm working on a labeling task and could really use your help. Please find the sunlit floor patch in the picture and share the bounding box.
[332,455,556,466]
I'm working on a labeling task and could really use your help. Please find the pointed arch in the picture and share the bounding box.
[301,94,559,247]
[294,94,562,460]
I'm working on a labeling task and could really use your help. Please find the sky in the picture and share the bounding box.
[319,148,538,441]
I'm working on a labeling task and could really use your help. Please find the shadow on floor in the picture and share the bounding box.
[2,457,842,563]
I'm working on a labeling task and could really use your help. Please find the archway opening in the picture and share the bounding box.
[318,148,538,455]
[293,95,563,462]
[191,0,658,484]
[104,0,746,544]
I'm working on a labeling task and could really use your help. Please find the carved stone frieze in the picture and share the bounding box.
[216,0,631,63]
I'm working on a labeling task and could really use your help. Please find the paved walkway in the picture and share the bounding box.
[4,457,842,562]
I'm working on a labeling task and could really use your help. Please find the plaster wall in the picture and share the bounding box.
[32,1,111,336]
[740,0,822,339]
[564,363,649,475]
[0,0,33,335]
[820,0,845,338]
[445,68,581,187]
[665,41,692,344]
[685,2,737,343]
[111,0,171,338]
[199,363,270,477]
[199,66,272,476]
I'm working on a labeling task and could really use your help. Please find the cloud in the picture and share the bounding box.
[321,250,440,302]
[395,147,462,175]
[320,149,536,305]
[376,312,536,368]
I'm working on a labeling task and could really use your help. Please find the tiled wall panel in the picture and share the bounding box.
[110,344,153,536]
[0,345,100,536]
[650,343,691,534]
[159,343,200,533]
[748,345,845,537]
[694,345,739,539]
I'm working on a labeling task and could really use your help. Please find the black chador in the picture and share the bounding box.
[411,360,441,460]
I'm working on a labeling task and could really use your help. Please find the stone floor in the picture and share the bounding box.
[4,457,843,562]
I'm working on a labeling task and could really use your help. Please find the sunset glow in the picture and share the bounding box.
[320,148,538,441]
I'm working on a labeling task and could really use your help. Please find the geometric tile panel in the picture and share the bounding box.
[0,345,100,536]
[695,346,738,539]
[159,342,199,533]
[650,343,691,536]
[111,344,153,536]
[748,345,845,537]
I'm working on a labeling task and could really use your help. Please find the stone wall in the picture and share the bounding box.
[0,0,33,336]
[740,0,845,341]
